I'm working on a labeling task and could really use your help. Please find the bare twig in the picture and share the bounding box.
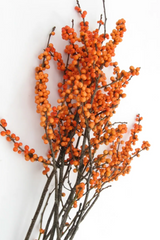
[102,0,107,38]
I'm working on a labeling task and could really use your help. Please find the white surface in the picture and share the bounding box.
[0,0,159,239]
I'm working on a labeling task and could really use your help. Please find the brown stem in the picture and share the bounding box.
[42,204,56,240]
[24,168,55,240]
[102,0,107,39]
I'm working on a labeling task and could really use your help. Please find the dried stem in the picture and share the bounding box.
[24,169,55,240]
[102,0,107,38]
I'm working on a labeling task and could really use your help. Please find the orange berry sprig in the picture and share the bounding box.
[0,119,51,175]
[0,119,23,154]
[88,115,150,189]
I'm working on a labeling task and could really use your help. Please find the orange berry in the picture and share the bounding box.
[44,139,49,144]
[13,147,18,152]
[6,130,11,135]
[41,116,46,122]
[73,201,77,208]
[0,119,7,127]
[25,155,30,161]
[81,74,87,80]
[0,131,6,136]
[6,136,11,142]
[14,143,19,148]
[38,156,43,162]
[58,82,63,88]
[49,118,54,123]
[15,136,20,141]
[33,154,38,159]
[121,93,126,98]
[0,119,6,124]
[11,133,16,138]
[39,228,45,234]
[30,148,35,154]
[24,145,29,150]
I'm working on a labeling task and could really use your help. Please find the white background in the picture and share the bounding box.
[0,0,159,239]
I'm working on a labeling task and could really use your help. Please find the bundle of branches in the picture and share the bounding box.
[0,0,150,240]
